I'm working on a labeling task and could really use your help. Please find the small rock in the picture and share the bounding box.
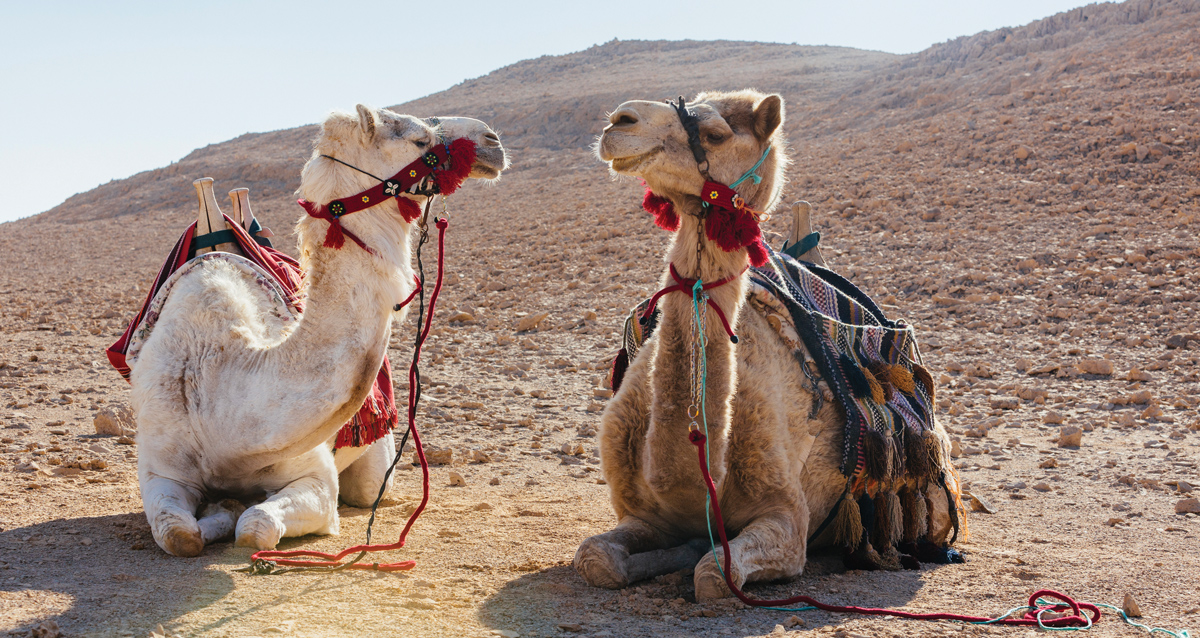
[448,471,466,487]
[950,440,963,458]
[770,625,786,635]
[1165,333,1198,349]
[1126,367,1153,382]
[785,615,806,628]
[1105,517,1124,527]
[1039,458,1058,469]
[556,623,584,632]
[1042,410,1065,425]
[489,476,501,485]
[1178,481,1194,493]
[1123,593,1143,618]
[28,620,61,638]
[419,448,453,465]
[93,407,132,436]
[471,450,492,463]
[1058,426,1083,448]
[1032,482,1052,493]
[473,502,493,511]
[1176,498,1200,514]
[989,397,1019,410]
[404,598,438,610]
[516,312,550,332]
[1015,145,1033,160]
[969,493,997,514]
[582,311,597,321]
[492,631,520,638]
[1076,359,1114,376]
[447,311,476,324]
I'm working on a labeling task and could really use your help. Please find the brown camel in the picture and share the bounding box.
[574,90,961,600]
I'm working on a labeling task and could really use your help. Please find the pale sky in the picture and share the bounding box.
[0,0,1103,224]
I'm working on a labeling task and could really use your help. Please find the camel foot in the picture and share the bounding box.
[694,551,741,601]
[574,536,631,589]
[234,506,285,550]
[159,523,204,557]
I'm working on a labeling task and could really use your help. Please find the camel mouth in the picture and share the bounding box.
[609,148,661,174]
[470,145,509,180]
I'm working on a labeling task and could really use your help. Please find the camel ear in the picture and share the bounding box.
[356,104,377,141]
[753,95,784,141]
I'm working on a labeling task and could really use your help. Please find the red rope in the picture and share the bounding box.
[643,264,746,342]
[248,218,450,572]
[686,429,1101,627]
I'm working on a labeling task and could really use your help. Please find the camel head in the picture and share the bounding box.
[428,116,509,180]
[300,105,507,208]
[597,89,788,214]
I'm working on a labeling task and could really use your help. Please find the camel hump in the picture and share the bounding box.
[192,178,242,256]
[787,200,826,267]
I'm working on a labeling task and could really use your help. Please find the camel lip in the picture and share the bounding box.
[609,148,661,174]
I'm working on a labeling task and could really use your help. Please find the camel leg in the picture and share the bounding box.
[142,475,205,557]
[574,515,682,589]
[337,431,396,507]
[235,448,340,550]
[693,506,809,601]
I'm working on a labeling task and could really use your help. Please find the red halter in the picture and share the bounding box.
[298,138,477,254]
[642,263,747,343]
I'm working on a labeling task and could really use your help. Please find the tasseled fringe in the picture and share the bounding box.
[862,431,891,481]
[862,366,886,405]
[432,138,477,195]
[642,188,680,231]
[871,492,902,550]
[912,363,936,403]
[396,196,421,223]
[901,488,928,543]
[904,428,932,479]
[843,355,873,399]
[888,437,903,479]
[883,363,915,394]
[924,430,944,476]
[945,465,969,542]
[704,203,769,267]
[830,493,864,551]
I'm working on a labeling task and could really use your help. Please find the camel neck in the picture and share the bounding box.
[259,237,409,462]
[644,204,749,493]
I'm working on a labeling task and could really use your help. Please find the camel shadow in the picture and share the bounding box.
[0,510,393,637]
[476,551,936,638]
[0,511,238,636]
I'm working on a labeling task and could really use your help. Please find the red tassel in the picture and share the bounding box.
[746,238,768,267]
[396,196,421,223]
[433,138,478,195]
[642,188,680,231]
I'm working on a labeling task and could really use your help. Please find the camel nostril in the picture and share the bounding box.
[483,131,500,147]
[609,109,639,127]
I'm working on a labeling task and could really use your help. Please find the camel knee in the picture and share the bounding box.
[153,512,204,557]
[694,551,741,601]
[234,506,285,550]
[574,535,631,589]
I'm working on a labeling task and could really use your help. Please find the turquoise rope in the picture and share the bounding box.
[729,145,772,188]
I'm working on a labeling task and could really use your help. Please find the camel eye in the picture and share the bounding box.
[706,133,726,145]
[414,139,428,149]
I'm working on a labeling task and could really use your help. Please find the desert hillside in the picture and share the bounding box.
[1,0,1199,636]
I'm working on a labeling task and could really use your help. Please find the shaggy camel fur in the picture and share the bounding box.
[131,105,507,557]
[575,90,957,600]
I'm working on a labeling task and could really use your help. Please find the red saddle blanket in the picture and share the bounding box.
[106,215,398,449]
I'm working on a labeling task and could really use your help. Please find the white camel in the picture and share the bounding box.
[130,105,507,556]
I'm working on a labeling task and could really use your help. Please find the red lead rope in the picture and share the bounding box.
[247,218,449,572]
[687,429,1102,628]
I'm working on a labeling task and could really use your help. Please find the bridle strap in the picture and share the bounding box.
[671,96,709,175]
[642,263,746,343]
